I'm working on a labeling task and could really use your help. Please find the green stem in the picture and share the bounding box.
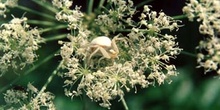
[16,5,55,20]
[121,95,129,110]
[32,0,58,13]
[87,0,94,14]
[44,34,67,42]
[34,60,63,100]
[83,92,88,110]
[0,50,58,93]
[181,51,197,58]
[116,29,132,33]
[40,25,68,33]
[98,0,105,10]
[172,14,188,20]
[136,0,154,8]
[27,20,57,26]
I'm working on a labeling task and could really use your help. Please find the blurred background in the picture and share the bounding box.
[1,0,220,110]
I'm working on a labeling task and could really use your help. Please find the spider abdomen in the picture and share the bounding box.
[90,36,112,47]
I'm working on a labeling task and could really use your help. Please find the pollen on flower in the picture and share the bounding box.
[0,17,43,75]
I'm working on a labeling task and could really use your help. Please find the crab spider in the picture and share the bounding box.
[87,36,120,63]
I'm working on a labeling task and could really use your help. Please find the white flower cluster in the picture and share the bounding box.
[3,83,55,110]
[183,0,220,74]
[52,0,72,8]
[197,37,220,74]
[140,5,180,32]
[0,0,18,18]
[127,5,182,85]
[183,0,220,36]
[95,0,135,35]
[58,24,149,109]
[0,17,43,75]
[55,0,182,109]
[52,0,84,29]
[64,62,148,108]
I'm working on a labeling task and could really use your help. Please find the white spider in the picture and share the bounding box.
[87,36,120,62]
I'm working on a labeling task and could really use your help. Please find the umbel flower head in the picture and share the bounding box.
[127,5,182,85]
[0,0,18,18]
[183,0,220,75]
[52,0,84,30]
[2,83,55,110]
[95,0,136,35]
[56,0,182,108]
[0,17,43,75]
[197,37,220,74]
[183,0,220,36]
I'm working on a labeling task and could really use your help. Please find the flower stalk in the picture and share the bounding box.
[16,5,55,20]
[121,95,129,110]
[34,60,62,100]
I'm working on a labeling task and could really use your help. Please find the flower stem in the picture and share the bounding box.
[181,51,197,58]
[121,95,129,110]
[34,60,63,100]
[0,50,58,93]
[172,14,188,20]
[44,34,67,42]
[16,5,55,20]
[27,20,57,26]
[32,0,58,13]
[87,0,94,14]
[98,0,105,9]
[136,0,154,8]
[40,25,68,33]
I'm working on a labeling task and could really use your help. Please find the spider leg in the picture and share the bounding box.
[97,57,105,67]
[99,47,111,59]
[111,38,119,54]
[112,36,131,54]
[88,46,101,61]
[88,46,111,64]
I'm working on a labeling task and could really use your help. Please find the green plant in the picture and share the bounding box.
[0,0,220,110]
